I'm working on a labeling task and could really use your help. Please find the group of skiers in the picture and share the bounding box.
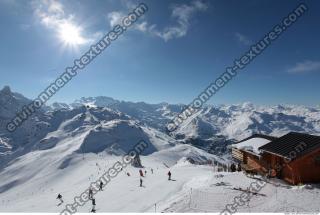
[88,188,96,213]
[56,194,97,213]
[56,182,104,213]
[56,167,172,212]
[230,163,242,172]
[139,169,172,187]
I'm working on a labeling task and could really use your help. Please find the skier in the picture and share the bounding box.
[151,168,154,174]
[140,178,143,187]
[91,198,96,213]
[139,169,144,177]
[89,188,93,199]
[99,182,103,191]
[168,171,172,180]
[56,193,63,205]
[145,170,147,176]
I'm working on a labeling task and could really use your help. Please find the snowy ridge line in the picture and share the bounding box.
[6,3,148,133]
[166,3,308,133]
[61,140,148,215]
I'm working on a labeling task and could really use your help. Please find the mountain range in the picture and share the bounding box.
[1,85,320,162]
[1,85,320,212]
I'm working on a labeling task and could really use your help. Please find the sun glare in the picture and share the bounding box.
[58,22,86,46]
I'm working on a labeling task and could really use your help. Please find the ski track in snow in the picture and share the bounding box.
[0,151,319,213]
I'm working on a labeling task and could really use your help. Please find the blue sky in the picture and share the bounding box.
[0,0,319,106]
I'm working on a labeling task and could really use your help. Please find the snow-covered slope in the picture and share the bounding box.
[1,87,320,158]
[0,86,52,154]
[0,114,230,212]
[2,87,320,162]
[71,97,184,131]
[0,149,319,213]
[69,97,320,142]
[160,171,320,213]
[173,103,320,141]
[0,87,319,213]
[0,106,173,163]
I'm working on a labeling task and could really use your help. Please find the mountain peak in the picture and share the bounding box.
[1,85,12,95]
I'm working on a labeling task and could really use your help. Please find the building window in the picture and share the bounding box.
[315,156,320,165]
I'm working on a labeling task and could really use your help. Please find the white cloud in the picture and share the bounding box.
[47,0,64,14]
[149,0,208,42]
[32,0,91,45]
[287,60,320,74]
[135,21,148,32]
[120,0,136,10]
[32,0,64,27]
[235,32,252,46]
[106,0,208,42]
[107,11,126,27]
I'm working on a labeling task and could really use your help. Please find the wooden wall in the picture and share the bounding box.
[284,147,320,184]
[232,148,243,162]
[261,148,320,184]
[233,146,320,185]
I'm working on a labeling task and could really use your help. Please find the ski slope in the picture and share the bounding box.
[0,147,319,213]
[0,144,221,212]
[0,86,319,213]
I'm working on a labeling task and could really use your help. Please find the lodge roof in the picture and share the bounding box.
[259,132,320,160]
[232,134,277,155]
[236,134,277,144]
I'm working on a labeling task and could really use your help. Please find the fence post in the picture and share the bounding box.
[189,188,192,208]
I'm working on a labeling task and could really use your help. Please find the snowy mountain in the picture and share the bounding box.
[0,86,51,154]
[69,96,320,146]
[1,87,320,158]
[49,102,72,111]
[0,86,319,212]
[72,96,118,108]
[71,96,184,132]
[69,97,320,140]
[0,86,31,118]
[175,103,320,141]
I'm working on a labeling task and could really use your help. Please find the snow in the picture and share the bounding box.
[160,172,320,213]
[2,86,320,157]
[0,141,215,212]
[1,87,320,213]
[232,137,271,154]
[1,151,319,213]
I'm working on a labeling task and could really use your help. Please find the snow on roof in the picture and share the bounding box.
[232,137,271,154]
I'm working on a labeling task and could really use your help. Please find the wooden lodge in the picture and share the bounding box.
[232,132,320,185]
[231,134,276,163]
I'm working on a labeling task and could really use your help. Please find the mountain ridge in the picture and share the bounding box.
[0,86,320,160]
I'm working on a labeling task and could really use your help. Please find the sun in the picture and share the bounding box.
[58,22,86,46]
